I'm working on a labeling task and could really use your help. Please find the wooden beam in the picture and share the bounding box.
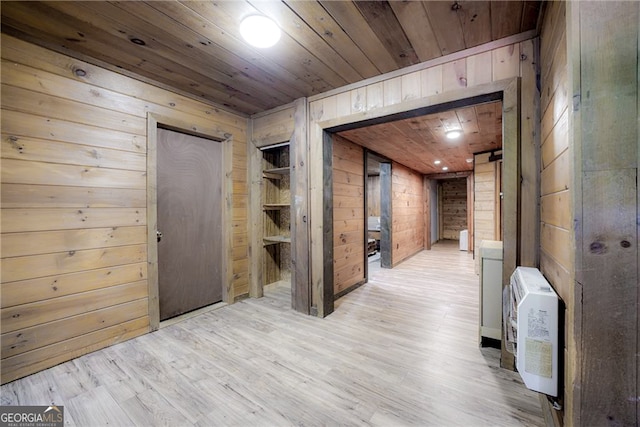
[499,78,520,370]
[290,98,311,314]
[322,131,335,316]
[574,3,639,425]
[424,171,472,180]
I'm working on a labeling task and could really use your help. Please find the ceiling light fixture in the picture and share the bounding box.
[240,15,281,48]
[466,158,473,163]
[434,160,441,165]
[442,166,449,171]
[445,129,462,140]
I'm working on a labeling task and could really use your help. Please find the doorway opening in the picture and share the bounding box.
[365,152,391,272]
[314,78,520,321]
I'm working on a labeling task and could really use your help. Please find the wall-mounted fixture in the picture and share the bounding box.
[240,15,281,48]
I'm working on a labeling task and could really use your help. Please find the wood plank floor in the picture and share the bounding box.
[1,241,544,426]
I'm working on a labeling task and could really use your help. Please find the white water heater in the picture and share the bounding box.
[508,267,559,397]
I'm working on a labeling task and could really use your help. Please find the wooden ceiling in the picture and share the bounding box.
[1,1,541,115]
[338,101,502,175]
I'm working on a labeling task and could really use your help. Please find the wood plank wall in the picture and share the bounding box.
[308,38,538,317]
[391,162,424,266]
[440,178,467,240]
[333,135,365,294]
[0,34,248,384]
[566,3,639,426]
[539,3,570,425]
[474,152,499,269]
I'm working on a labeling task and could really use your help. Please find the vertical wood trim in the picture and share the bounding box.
[566,3,581,422]
[575,3,639,425]
[223,136,234,303]
[291,98,310,314]
[363,149,369,281]
[309,121,324,316]
[500,78,521,370]
[322,131,335,316]
[380,162,392,268]
[423,176,432,250]
[495,160,502,241]
[438,182,444,240]
[467,174,474,252]
[520,38,541,267]
[146,114,159,332]
[248,120,264,299]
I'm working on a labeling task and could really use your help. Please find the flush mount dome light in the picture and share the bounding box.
[442,166,449,171]
[434,160,441,165]
[445,129,462,139]
[240,15,281,48]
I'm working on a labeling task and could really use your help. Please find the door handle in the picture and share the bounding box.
[157,230,163,242]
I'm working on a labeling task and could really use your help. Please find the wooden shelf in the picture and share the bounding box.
[263,167,290,179]
[263,235,291,245]
[263,203,289,210]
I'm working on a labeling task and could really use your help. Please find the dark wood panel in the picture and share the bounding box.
[157,129,224,320]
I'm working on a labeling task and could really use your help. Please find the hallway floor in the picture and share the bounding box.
[1,241,544,426]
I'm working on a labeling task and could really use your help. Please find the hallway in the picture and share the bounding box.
[1,242,543,426]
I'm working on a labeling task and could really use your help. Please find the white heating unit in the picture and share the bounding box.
[507,267,559,397]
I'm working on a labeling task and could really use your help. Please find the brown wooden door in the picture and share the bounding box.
[157,128,223,320]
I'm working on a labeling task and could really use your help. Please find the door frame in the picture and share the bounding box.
[310,79,521,344]
[146,113,234,331]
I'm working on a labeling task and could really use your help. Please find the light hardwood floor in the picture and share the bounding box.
[1,241,544,426]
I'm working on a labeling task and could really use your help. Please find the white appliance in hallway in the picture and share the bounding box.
[479,240,503,344]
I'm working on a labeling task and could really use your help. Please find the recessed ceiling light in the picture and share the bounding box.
[434,160,441,165]
[445,129,462,139]
[442,166,449,171]
[240,15,281,48]
[466,158,473,163]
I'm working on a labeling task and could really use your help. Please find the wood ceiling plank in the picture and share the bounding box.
[318,0,398,73]
[457,1,492,48]
[247,0,363,83]
[283,1,379,79]
[521,1,541,32]
[388,1,442,62]
[53,1,292,108]
[1,1,263,114]
[456,106,480,135]
[179,0,335,94]
[491,1,524,40]
[423,2,466,56]
[115,1,308,101]
[352,1,420,68]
